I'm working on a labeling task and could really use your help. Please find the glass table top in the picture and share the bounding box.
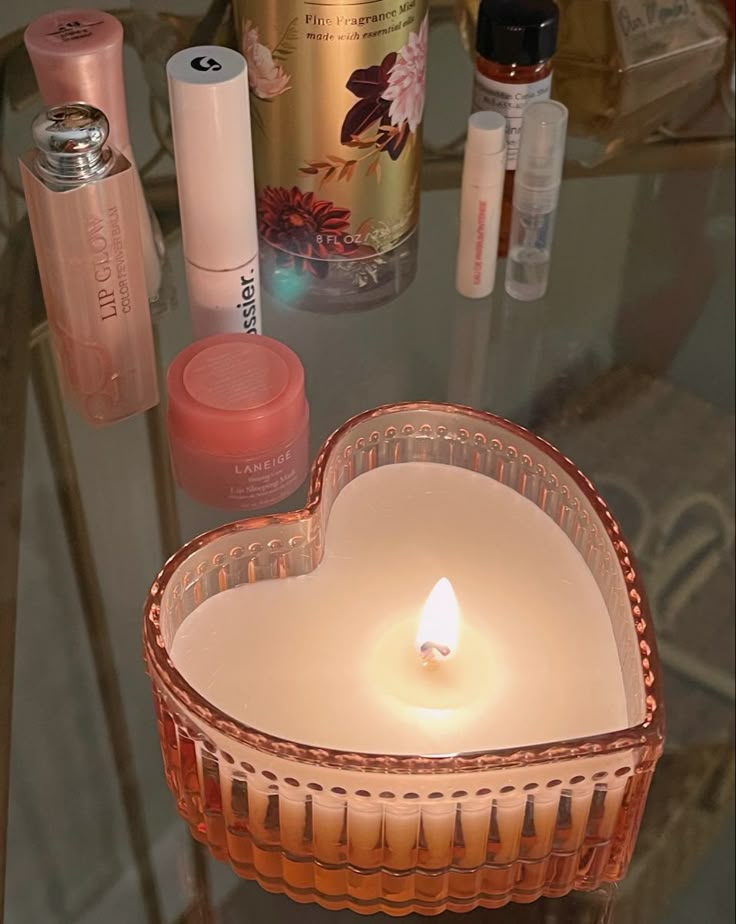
[0,4,734,924]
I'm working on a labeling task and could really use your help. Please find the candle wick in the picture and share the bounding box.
[419,641,452,668]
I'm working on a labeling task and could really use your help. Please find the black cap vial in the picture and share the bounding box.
[476,0,560,67]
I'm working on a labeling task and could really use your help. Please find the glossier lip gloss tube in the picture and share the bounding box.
[167,46,261,339]
[24,10,165,308]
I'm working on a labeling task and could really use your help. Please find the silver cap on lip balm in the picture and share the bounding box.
[32,103,113,187]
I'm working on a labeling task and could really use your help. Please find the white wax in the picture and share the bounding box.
[171,463,628,755]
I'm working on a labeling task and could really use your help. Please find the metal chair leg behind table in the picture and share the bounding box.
[145,326,183,562]
[30,334,164,924]
[0,228,35,924]
[144,331,214,924]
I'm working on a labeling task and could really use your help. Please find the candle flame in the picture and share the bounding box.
[415,578,460,667]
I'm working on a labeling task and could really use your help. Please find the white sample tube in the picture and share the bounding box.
[455,111,507,299]
[505,100,568,302]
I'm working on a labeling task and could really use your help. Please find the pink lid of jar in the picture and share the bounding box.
[167,335,308,456]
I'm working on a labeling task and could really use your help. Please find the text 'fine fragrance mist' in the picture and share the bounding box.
[234,0,428,310]
[20,105,158,426]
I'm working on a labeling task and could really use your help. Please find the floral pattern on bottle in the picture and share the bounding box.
[257,186,376,277]
[299,14,428,185]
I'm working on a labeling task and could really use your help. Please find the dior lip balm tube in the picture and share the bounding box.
[167,47,261,339]
[19,104,159,426]
[456,111,507,299]
[25,10,165,307]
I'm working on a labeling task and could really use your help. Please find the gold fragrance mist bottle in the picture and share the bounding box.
[234,0,428,310]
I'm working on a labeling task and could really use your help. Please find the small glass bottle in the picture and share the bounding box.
[20,104,159,425]
[472,0,559,257]
[505,100,568,301]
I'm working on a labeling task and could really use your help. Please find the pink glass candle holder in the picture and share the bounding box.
[143,403,664,917]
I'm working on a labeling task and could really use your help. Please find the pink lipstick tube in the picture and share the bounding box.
[167,47,261,339]
[20,104,158,425]
[25,10,164,306]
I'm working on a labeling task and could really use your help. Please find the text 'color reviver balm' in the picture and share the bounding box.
[20,104,158,426]
[167,47,261,339]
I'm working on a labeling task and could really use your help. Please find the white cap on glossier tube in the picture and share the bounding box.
[455,111,507,299]
[167,46,261,338]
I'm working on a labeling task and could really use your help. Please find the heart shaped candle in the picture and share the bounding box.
[144,403,664,916]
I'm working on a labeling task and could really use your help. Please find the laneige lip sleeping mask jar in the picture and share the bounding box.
[167,334,310,510]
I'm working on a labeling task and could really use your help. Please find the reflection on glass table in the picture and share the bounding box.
[5,166,733,924]
[0,4,734,924]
